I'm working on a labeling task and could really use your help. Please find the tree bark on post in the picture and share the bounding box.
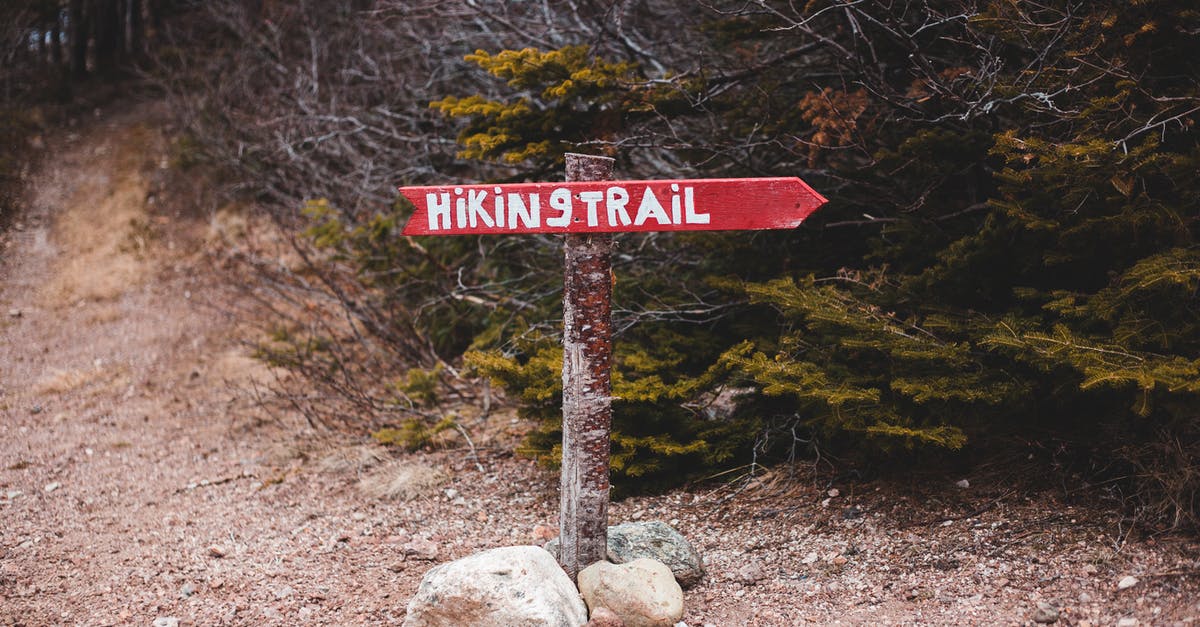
[558,153,615,580]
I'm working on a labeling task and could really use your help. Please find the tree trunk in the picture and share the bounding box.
[51,20,63,66]
[69,0,87,78]
[91,0,120,75]
[147,0,162,36]
[114,0,126,64]
[128,0,143,59]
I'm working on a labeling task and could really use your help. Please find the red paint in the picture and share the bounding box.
[399,177,827,236]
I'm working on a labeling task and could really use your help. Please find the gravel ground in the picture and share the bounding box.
[1,102,1197,626]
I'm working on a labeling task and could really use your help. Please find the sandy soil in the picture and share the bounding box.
[1,101,1198,626]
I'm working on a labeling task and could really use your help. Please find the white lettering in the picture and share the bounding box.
[683,186,708,224]
[454,187,467,228]
[606,187,631,227]
[546,188,572,227]
[634,187,671,226]
[467,189,493,228]
[508,193,539,229]
[494,187,505,228]
[670,183,682,224]
[579,191,604,227]
[426,192,451,230]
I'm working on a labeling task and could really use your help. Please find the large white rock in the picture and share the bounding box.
[403,546,588,627]
[577,559,683,627]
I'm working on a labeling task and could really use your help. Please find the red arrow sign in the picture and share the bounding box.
[399,177,827,236]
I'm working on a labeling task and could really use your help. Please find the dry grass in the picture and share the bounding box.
[209,346,276,387]
[41,126,164,306]
[33,362,131,396]
[358,460,449,501]
[316,443,389,475]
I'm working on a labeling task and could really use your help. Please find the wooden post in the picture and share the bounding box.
[396,158,828,578]
[558,153,615,579]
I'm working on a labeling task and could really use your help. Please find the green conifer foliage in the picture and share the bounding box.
[424,2,1199,522]
[430,46,645,167]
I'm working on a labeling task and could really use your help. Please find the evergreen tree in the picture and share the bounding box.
[432,1,1200,524]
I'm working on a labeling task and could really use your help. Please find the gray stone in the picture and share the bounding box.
[403,537,439,561]
[1032,600,1059,624]
[578,559,683,627]
[734,563,766,586]
[546,521,704,589]
[403,545,587,627]
[1118,575,1139,590]
[152,619,179,627]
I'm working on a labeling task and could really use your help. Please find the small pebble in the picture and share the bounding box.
[207,545,227,558]
[1116,618,1138,627]
[403,537,439,561]
[152,618,179,627]
[1032,600,1059,623]
[955,479,970,488]
[532,524,557,542]
[735,562,766,585]
[827,488,840,497]
[8,308,21,318]
[180,583,195,598]
[1118,575,1139,590]
[43,482,60,493]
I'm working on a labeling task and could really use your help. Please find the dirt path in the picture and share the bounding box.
[2,102,1197,626]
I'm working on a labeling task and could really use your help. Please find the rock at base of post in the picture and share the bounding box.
[403,546,588,627]
[544,520,705,589]
[577,558,684,627]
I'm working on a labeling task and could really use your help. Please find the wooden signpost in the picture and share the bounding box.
[400,154,827,577]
